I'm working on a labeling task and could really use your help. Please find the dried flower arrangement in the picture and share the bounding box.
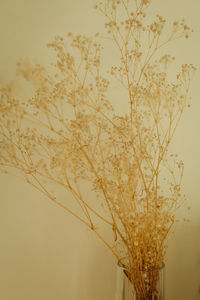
[0,0,196,298]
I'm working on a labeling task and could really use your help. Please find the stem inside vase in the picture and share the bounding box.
[117,262,165,300]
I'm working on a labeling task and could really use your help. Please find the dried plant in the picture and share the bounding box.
[0,0,196,298]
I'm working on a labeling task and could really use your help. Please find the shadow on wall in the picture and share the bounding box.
[166,222,200,300]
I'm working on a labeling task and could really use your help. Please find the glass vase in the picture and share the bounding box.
[115,262,165,300]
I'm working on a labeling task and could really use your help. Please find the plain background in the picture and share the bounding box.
[0,0,200,299]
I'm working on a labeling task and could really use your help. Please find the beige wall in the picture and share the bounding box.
[0,0,200,299]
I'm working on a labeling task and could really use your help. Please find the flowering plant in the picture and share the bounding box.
[0,0,195,298]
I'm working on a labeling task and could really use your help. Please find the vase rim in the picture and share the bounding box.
[117,260,165,272]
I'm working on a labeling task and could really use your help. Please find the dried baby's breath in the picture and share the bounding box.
[0,0,195,298]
